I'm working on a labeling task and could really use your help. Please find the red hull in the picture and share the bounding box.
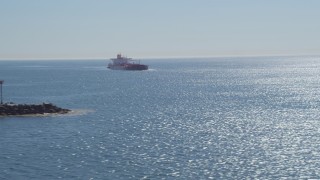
[124,64,148,70]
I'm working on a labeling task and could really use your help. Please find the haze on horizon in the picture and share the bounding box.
[1,0,320,60]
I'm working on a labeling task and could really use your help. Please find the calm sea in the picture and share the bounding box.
[1,56,320,179]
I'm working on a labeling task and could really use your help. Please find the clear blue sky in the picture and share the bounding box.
[1,0,320,59]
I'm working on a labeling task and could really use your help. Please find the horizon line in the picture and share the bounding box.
[0,53,320,61]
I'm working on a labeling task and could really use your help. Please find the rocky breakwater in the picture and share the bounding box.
[0,103,70,116]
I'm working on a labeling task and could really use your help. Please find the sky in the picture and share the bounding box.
[0,0,320,59]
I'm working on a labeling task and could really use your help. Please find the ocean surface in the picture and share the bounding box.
[1,56,320,179]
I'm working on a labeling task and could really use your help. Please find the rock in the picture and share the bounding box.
[0,103,71,116]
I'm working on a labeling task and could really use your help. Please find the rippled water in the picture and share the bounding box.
[1,56,320,179]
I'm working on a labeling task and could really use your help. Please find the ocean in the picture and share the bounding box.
[1,56,320,179]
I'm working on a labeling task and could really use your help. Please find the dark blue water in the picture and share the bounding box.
[1,56,320,179]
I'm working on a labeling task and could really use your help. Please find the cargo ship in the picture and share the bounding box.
[108,54,148,70]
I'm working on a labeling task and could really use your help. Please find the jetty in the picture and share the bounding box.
[0,103,70,116]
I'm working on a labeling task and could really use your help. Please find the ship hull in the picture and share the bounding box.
[108,64,148,71]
